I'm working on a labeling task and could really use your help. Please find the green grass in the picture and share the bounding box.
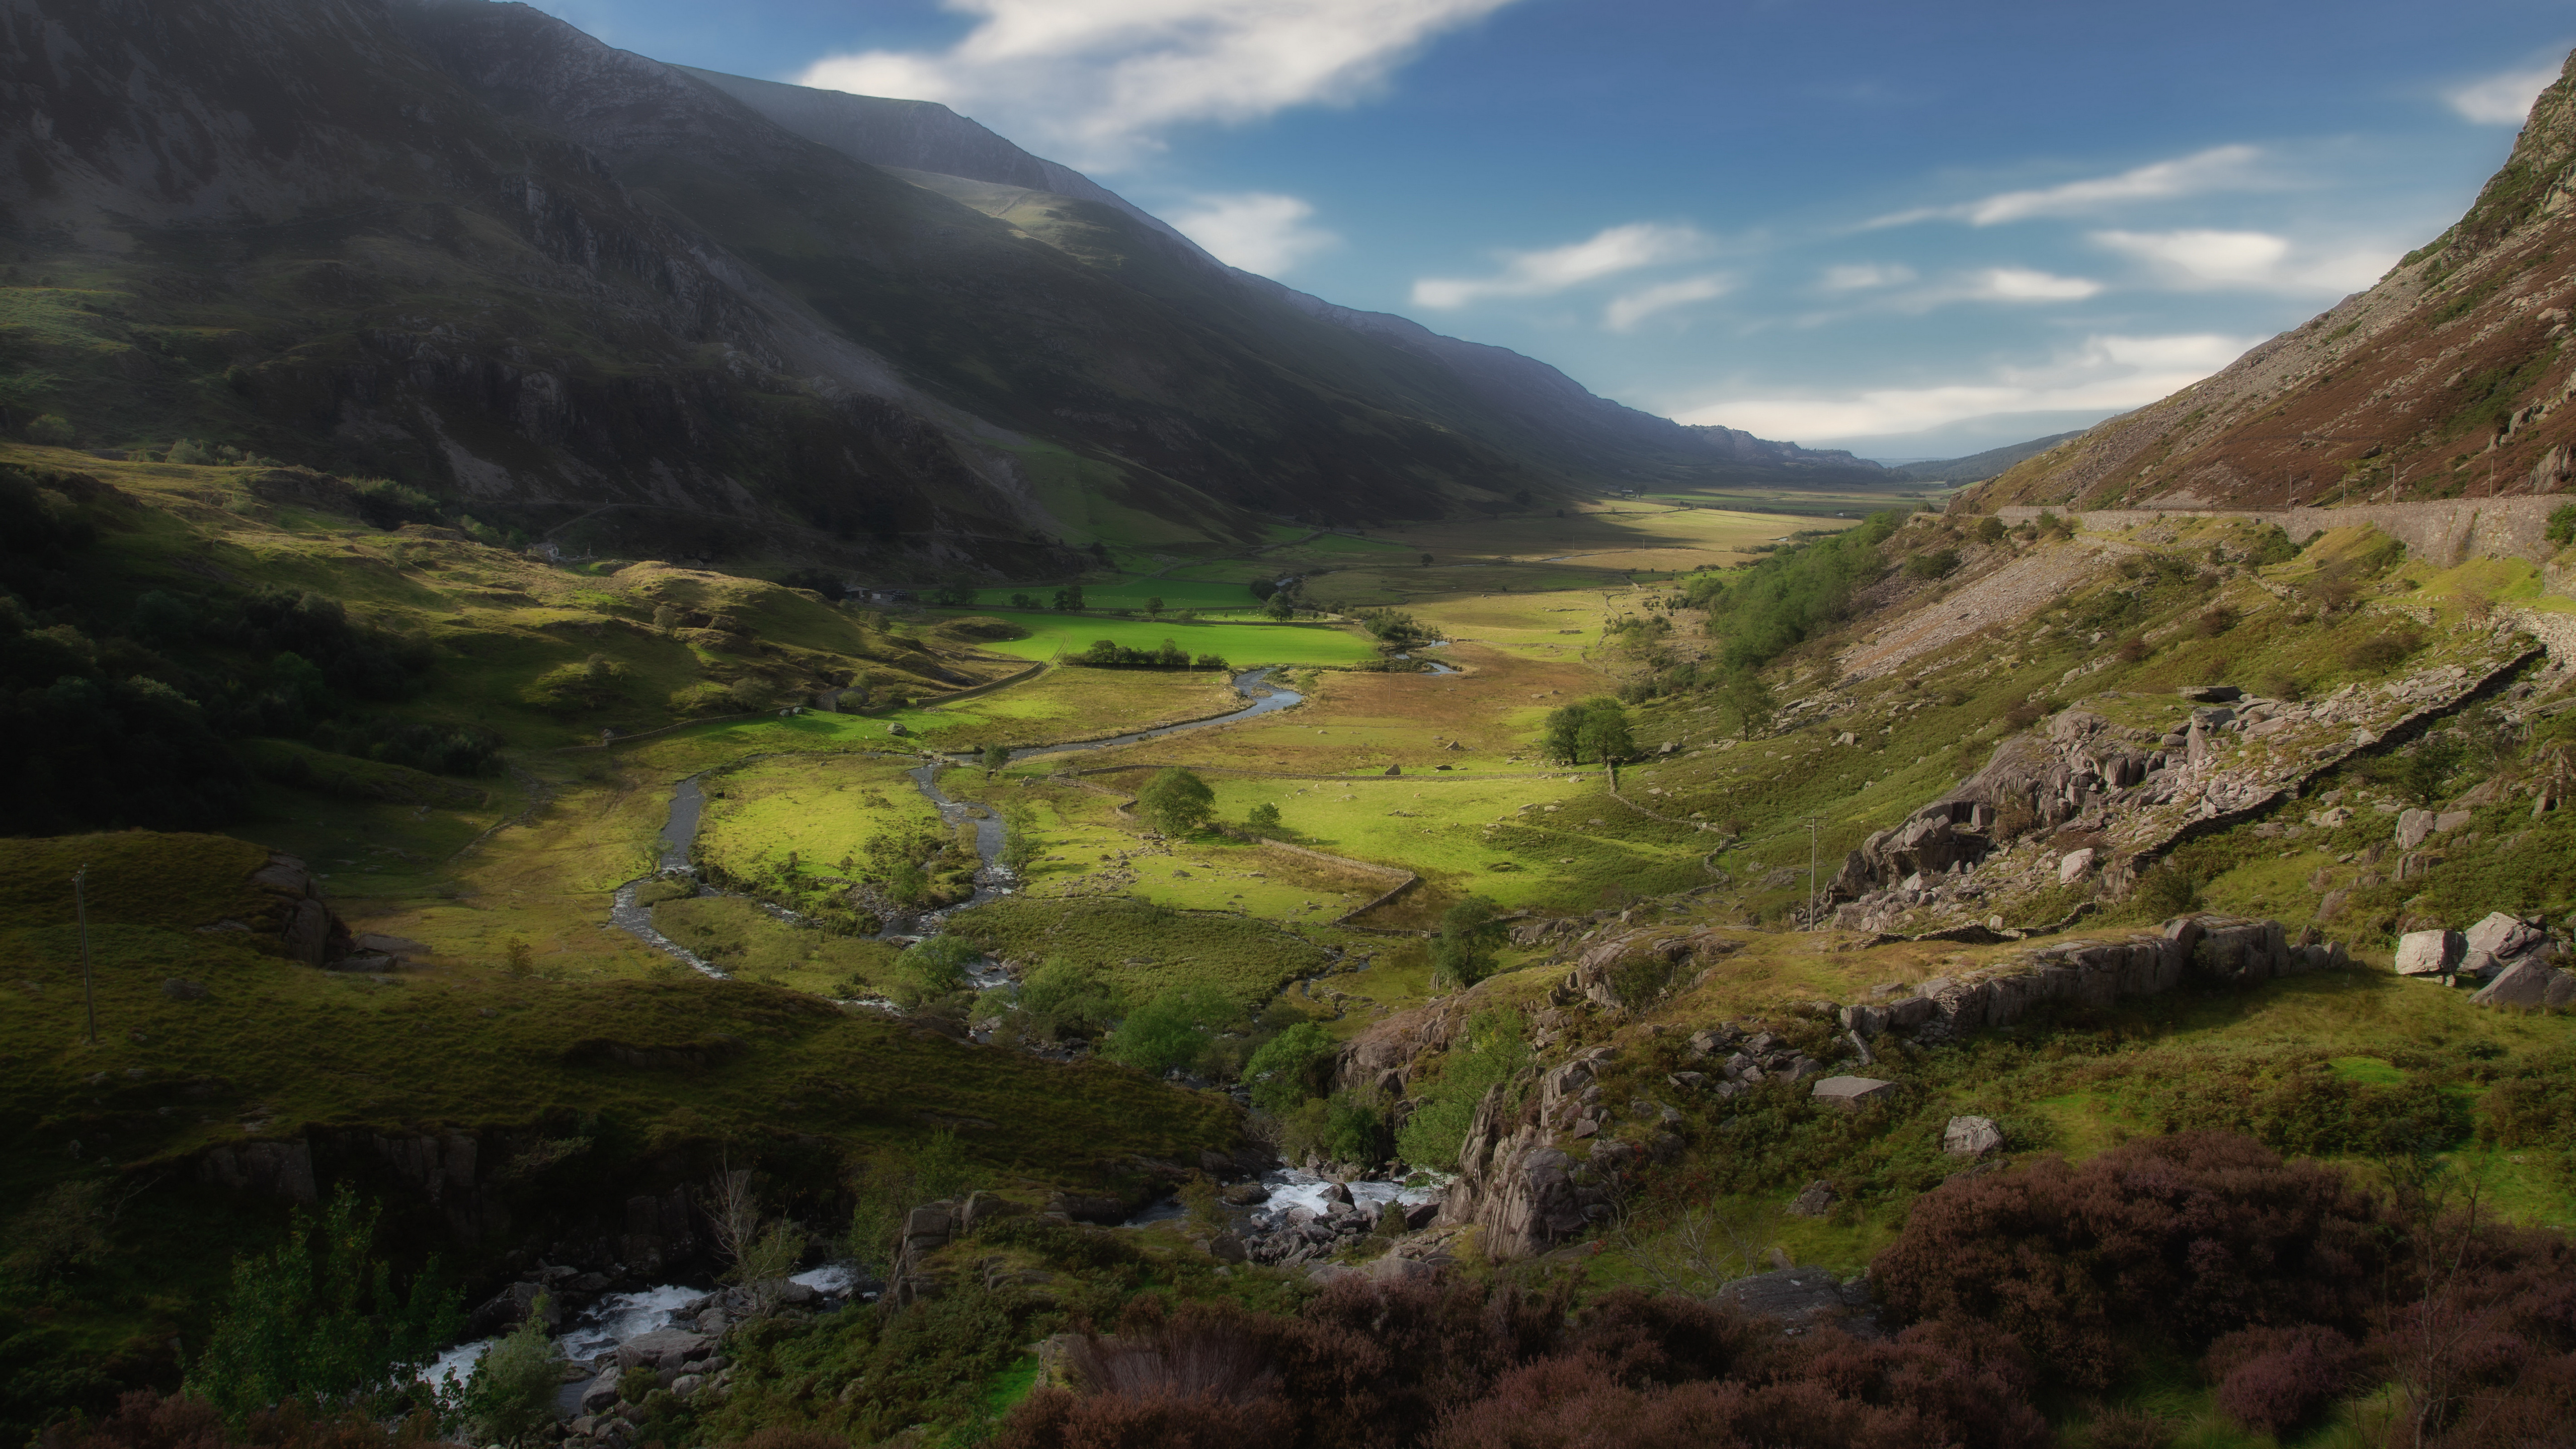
[926,609,1380,667]
[947,896,1335,1009]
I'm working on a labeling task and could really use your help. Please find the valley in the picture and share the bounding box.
[10,7,2576,1448]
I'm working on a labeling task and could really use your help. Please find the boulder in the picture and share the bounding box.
[2057,848,2096,883]
[2470,959,2576,1009]
[1787,1180,1836,1218]
[2394,929,2466,978]
[1810,1076,1897,1109]
[1715,1267,1875,1331]
[578,1369,622,1414]
[2395,809,2435,850]
[2464,912,2546,962]
[1942,1115,2004,1157]
[1208,1232,1248,1264]
[615,1329,713,1372]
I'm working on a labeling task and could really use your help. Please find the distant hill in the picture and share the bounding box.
[1883,431,2089,485]
[1961,49,2576,513]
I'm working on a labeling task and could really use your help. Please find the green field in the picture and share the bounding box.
[934,609,1382,666]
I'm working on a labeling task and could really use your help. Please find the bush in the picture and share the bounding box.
[1871,1133,2389,1390]
[1541,697,1634,764]
[2548,502,2576,549]
[1429,897,1503,987]
[1106,985,1231,1075]
[444,1301,559,1446]
[2205,1324,2358,1437]
[1394,1009,1527,1170]
[1904,548,1961,581]
[1243,1022,1337,1115]
[2345,628,2422,674]
[24,413,75,447]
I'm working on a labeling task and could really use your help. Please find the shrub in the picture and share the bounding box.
[1106,985,1231,1075]
[1904,548,1961,581]
[1243,1022,1337,1115]
[2548,502,2576,549]
[1245,801,1282,835]
[2205,1324,2359,1437]
[2114,636,2151,664]
[1871,1133,2389,1390]
[1429,897,1503,987]
[24,413,75,446]
[2345,627,2423,674]
[1975,516,2006,544]
[444,1300,559,1446]
[2194,606,2238,638]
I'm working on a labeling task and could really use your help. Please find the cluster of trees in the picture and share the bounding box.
[1684,509,1903,672]
[1539,696,1635,765]
[1076,639,1227,671]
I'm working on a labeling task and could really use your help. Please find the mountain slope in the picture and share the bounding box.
[683,61,1886,490]
[1886,430,2086,486]
[1964,50,2576,515]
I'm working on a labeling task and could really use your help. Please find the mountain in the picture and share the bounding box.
[0,0,1868,573]
[1883,430,2087,486]
[1963,50,2576,513]
[683,61,1886,489]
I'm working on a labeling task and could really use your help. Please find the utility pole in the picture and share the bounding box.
[1805,815,1822,932]
[75,865,96,1046]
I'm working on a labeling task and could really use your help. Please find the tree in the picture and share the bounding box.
[1146,596,1163,615]
[1430,897,1504,988]
[444,1299,559,1447]
[1263,591,1295,621]
[1051,584,1085,611]
[894,934,981,1004]
[1136,767,1215,837]
[1245,801,1282,835]
[1106,984,1230,1075]
[1248,579,1278,602]
[981,742,1010,771]
[1715,669,1775,740]
[1575,700,1634,764]
[1419,553,1433,567]
[1243,1021,1338,1114]
[185,1186,463,1420]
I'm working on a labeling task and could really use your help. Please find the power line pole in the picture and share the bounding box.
[75,864,97,1046]
[1806,815,1822,932]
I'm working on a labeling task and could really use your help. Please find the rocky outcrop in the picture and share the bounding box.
[245,852,355,967]
[1438,1047,1672,1260]
[1835,646,2543,934]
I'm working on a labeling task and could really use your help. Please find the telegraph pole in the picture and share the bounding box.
[1806,816,1822,932]
[75,865,97,1045]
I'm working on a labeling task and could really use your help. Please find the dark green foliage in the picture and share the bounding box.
[1076,637,1201,669]
[2548,503,2576,549]
[1136,767,1215,837]
[1282,1093,1391,1166]
[1429,897,1503,988]
[182,1187,463,1421]
[1394,1009,1528,1169]
[1105,984,1234,1076]
[1243,1020,1337,1115]
[1685,511,1902,671]
[1540,696,1634,764]
[1358,609,1430,643]
[1244,800,1281,835]
[1902,548,1960,581]
[894,934,982,1002]
[442,1303,558,1446]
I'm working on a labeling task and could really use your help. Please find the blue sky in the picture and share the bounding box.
[537,0,2572,459]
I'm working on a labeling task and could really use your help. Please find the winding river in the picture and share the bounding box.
[606,667,1308,972]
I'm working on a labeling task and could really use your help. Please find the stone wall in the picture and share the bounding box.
[1994,496,2566,567]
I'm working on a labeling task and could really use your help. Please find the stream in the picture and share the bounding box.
[604,668,1307,973]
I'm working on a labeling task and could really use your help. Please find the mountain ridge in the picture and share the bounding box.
[1960,49,2576,517]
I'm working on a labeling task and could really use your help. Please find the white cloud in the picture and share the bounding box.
[1819,262,1915,291]
[2091,228,2393,294]
[2446,64,2561,125]
[1962,267,2102,301]
[1676,332,2258,441]
[1865,145,2264,228]
[795,0,1518,171]
[1602,274,1732,332]
[1410,222,1709,308]
[1166,192,1337,275]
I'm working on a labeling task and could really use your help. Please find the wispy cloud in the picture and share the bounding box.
[1167,192,1338,276]
[1410,222,1710,308]
[1676,332,2258,441]
[1818,262,1916,292]
[2091,228,2392,294]
[2444,63,2562,125]
[1603,274,1732,332]
[1864,145,2264,228]
[794,0,1519,172]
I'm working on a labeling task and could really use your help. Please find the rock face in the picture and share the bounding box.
[1943,1116,2004,1157]
[248,852,354,967]
[1440,1049,1623,1260]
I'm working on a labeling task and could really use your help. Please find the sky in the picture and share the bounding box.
[532,0,2573,460]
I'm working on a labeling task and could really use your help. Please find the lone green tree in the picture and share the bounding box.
[1716,669,1775,740]
[1245,801,1282,836]
[1430,897,1505,987]
[1137,767,1215,837]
